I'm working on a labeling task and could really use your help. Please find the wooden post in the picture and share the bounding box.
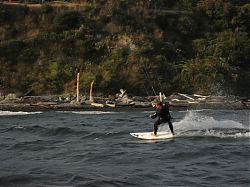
[76,73,80,103]
[89,80,94,103]
[159,92,162,102]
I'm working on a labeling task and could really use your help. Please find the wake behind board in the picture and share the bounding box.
[130,132,175,140]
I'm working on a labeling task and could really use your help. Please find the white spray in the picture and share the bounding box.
[159,111,250,138]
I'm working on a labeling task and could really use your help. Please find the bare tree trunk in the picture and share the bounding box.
[89,80,94,103]
[76,73,80,103]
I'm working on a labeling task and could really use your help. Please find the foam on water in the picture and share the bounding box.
[72,111,118,115]
[57,111,120,115]
[0,111,42,116]
[160,111,249,138]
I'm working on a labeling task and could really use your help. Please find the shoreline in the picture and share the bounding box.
[0,94,249,112]
[0,102,249,112]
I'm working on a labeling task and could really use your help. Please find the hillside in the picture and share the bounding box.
[0,0,249,96]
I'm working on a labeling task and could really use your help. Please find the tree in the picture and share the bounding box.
[53,11,84,32]
[180,58,232,94]
[207,30,250,68]
[232,3,250,32]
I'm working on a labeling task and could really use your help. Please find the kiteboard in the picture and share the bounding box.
[130,132,175,140]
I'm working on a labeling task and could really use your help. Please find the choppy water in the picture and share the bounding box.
[0,109,249,187]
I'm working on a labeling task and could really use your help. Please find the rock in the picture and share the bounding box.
[5,93,17,100]
[65,97,71,102]
[0,95,4,101]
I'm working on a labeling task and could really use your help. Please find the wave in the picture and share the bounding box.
[5,125,46,133]
[159,111,249,139]
[43,127,78,136]
[0,111,42,116]
[0,174,32,186]
[142,111,155,113]
[68,174,134,187]
[4,125,86,137]
[179,129,250,139]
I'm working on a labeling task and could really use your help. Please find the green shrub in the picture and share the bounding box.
[53,11,84,32]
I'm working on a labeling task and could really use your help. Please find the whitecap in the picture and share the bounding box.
[0,111,42,116]
[57,111,118,115]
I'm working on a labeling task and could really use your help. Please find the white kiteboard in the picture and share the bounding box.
[130,132,175,140]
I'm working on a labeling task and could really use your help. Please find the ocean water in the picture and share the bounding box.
[0,109,249,187]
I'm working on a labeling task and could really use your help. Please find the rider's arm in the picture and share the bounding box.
[150,112,158,119]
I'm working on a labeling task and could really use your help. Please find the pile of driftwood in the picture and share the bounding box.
[89,89,152,108]
[168,93,249,109]
[0,92,249,110]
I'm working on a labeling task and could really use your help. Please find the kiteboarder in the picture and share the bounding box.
[150,102,175,136]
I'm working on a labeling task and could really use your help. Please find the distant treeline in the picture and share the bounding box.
[0,0,249,96]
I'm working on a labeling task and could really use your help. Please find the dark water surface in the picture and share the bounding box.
[0,109,249,187]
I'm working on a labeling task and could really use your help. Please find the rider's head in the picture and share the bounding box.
[156,102,162,108]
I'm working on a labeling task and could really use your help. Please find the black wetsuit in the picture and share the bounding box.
[151,103,174,135]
